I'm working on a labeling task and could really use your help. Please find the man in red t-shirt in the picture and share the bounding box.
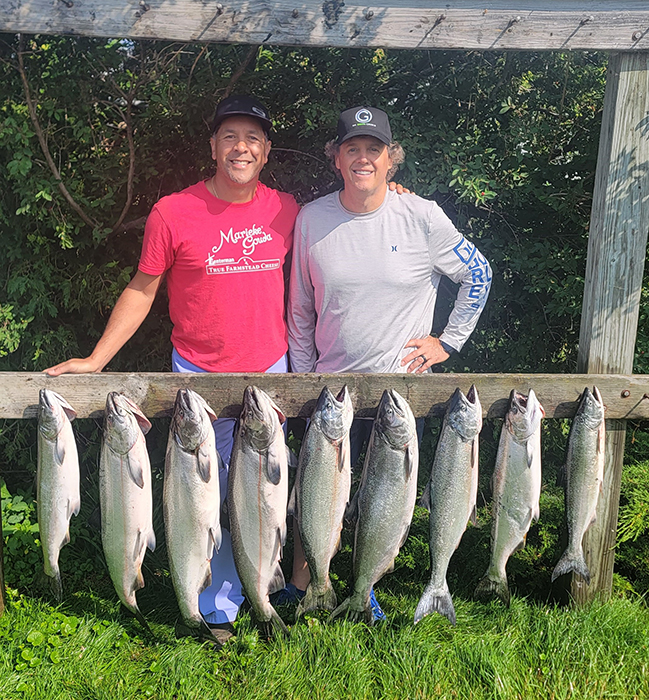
[45,96,299,645]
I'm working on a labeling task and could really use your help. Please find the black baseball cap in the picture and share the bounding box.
[211,95,272,135]
[336,106,392,145]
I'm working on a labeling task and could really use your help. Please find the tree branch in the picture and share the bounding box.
[221,45,259,98]
[110,93,137,233]
[17,36,99,231]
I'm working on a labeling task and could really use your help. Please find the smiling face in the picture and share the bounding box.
[334,135,393,196]
[210,115,271,187]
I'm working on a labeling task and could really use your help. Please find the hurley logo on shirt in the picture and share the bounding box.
[204,223,279,275]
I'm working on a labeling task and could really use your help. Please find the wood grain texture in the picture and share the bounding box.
[2,1,649,50]
[572,52,649,604]
[2,372,649,420]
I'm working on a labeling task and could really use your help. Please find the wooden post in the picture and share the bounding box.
[573,52,649,603]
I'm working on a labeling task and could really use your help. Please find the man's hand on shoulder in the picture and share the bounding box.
[44,357,104,377]
[401,336,451,374]
[388,181,414,196]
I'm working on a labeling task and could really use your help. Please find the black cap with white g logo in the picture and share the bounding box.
[335,106,392,145]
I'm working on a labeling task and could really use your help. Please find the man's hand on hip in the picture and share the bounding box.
[401,336,450,374]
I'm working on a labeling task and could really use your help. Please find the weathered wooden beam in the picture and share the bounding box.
[1,372,648,420]
[572,52,649,604]
[2,1,649,51]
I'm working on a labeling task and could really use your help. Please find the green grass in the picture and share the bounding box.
[1,588,648,700]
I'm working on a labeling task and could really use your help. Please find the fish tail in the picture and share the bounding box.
[131,604,153,635]
[296,578,337,617]
[551,547,591,584]
[261,606,289,639]
[474,572,510,607]
[414,580,456,625]
[48,569,63,604]
[329,594,372,625]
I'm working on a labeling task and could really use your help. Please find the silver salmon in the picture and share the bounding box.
[295,386,353,617]
[330,389,418,624]
[415,385,482,626]
[552,386,605,585]
[164,389,222,630]
[475,389,544,606]
[37,389,80,602]
[100,392,156,629]
[228,386,289,637]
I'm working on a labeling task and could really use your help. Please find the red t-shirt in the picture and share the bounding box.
[139,181,299,372]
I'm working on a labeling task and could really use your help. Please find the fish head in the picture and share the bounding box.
[38,389,76,440]
[376,389,416,449]
[507,389,545,443]
[312,386,354,443]
[575,386,605,430]
[171,389,216,452]
[447,385,482,442]
[104,392,151,455]
[240,386,284,451]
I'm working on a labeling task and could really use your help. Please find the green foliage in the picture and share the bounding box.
[1,483,40,590]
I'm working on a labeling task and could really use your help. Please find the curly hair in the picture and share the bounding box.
[324,139,405,181]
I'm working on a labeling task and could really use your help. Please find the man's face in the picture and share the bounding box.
[210,116,271,186]
[334,136,393,194]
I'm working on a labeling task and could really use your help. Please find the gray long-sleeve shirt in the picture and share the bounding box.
[288,189,491,373]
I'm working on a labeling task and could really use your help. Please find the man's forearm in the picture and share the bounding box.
[88,286,157,370]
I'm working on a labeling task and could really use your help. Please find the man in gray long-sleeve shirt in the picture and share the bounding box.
[288,105,492,374]
[284,106,492,619]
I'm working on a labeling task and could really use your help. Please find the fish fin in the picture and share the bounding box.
[474,573,510,607]
[208,525,221,558]
[136,567,145,591]
[126,454,145,489]
[414,580,455,625]
[220,499,230,532]
[55,441,66,465]
[287,485,296,518]
[328,596,352,623]
[551,548,591,585]
[556,464,566,488]
[131,605,152,635]
[468,504,478,527]
[61,529,71,548]
[147,528,156,553]
[597,420,606,455]
[198,566,212,596]
[405,442,417,480]
[297,578,337,617]
[48,570,63,604]
[385,559,396,574]
[398,524,411,550]
[67,495,81,519]
[268,564,286,596]
[471,435,479,471]
[133,529,144,562]
[265,457,282,486]
[329,595,372,625]
[514,534,527,553]
[196,443,215,483]
[526,439,535,468]
[418,482,431,511]
[261,607,289,639]
[265,439,285,485]
[344,490,360,526]
[337,438,350,474]
[285,445,298,470]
